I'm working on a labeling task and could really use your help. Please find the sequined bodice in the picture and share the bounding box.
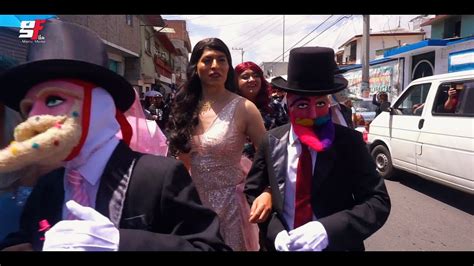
[191,97,245,190]
[190,96,258,251]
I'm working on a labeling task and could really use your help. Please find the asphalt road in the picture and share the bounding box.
[365,172,473,251]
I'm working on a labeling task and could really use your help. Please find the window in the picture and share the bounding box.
[433,80,474,116]
[126,15,133,26]
[145,31,151,55]
[349,42,357,62]
[443,16,462,39]
[108,59,119,73]
[454,20,461,38]
[392,83,431,116]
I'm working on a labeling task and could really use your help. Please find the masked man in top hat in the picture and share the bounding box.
[244,47,390,251]
[0,20,229,251]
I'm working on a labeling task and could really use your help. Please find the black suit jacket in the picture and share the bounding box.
[245,124,391,251]
[0,141,230,251]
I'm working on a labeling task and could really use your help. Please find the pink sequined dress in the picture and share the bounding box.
[190,96,259,251]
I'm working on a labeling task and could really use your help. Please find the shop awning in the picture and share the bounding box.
[384,39,448,58]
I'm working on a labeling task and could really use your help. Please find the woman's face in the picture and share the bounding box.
[197,48,229,88]
[238,69,262,100]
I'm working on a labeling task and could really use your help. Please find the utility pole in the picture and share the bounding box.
[282,15,285,62]
[232,47,244,64]
[361,15,370,96]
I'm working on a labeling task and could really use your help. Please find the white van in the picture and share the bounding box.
[368,70,474,194]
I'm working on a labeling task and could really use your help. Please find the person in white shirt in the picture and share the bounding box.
[245,47,390,251]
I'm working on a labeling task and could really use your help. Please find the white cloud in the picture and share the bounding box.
[163,15,422,67]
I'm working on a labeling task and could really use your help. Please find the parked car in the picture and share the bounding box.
[367,70,474,194]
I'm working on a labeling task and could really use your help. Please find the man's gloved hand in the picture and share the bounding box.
[287,221,328,251]
[274,230,291,251]
[43,200,120,251]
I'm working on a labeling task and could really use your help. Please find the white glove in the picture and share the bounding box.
[287,221,328,251]
[274,230,291,251]
[43,200,120,251]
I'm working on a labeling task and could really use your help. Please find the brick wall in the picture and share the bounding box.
[59,15,140,54]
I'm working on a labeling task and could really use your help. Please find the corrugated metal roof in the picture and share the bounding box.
[383,39,448,58]
[338,58,397,72]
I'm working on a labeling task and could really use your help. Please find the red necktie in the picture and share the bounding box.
[294,143,313,228]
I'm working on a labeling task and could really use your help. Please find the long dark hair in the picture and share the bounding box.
[235,61,271,114]
[167,38,237,155]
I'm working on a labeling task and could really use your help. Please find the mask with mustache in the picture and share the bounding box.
[0,80,91,174]
[287,93,335,152]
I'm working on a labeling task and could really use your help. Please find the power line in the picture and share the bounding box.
[233,16,282,48]
[284,15,313,34]
[259,15,314,43]
[300,15,352,47]
[251,15,328,58]
[351,15,360,35]
[284,15,334,52]
[234,16,282,47]
[263,15,352,73]
[243,15,311,51]
[238,19,283,49]
[267,15,340,64]
[332,16,353,50]
[213,15,272,28]
[265,15,335,65]
[228,16,280,44]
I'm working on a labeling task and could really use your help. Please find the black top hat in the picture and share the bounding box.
[0,19,135,112]
[271,47,348,96]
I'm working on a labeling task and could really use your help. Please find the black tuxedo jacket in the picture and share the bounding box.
[0,141,230,251]
[245,124,391,251]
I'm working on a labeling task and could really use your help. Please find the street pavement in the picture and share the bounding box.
[365,172,473,251]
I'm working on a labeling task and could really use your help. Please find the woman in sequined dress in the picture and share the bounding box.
[167,38,269,251]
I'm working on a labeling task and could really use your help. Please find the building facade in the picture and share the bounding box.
[337,30,426,65]
[164,20,192,90]
[384,15,474,89]
[137,15,166,98]
[154,31,177,97]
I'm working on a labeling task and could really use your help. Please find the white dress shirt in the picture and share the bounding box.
[62,88,121,219]
[62,137,119,219]
[283,125,318,230]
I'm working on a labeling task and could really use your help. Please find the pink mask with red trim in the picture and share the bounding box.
[0,79,131,174]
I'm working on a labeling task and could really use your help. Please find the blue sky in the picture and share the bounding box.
[162,15,423,67]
